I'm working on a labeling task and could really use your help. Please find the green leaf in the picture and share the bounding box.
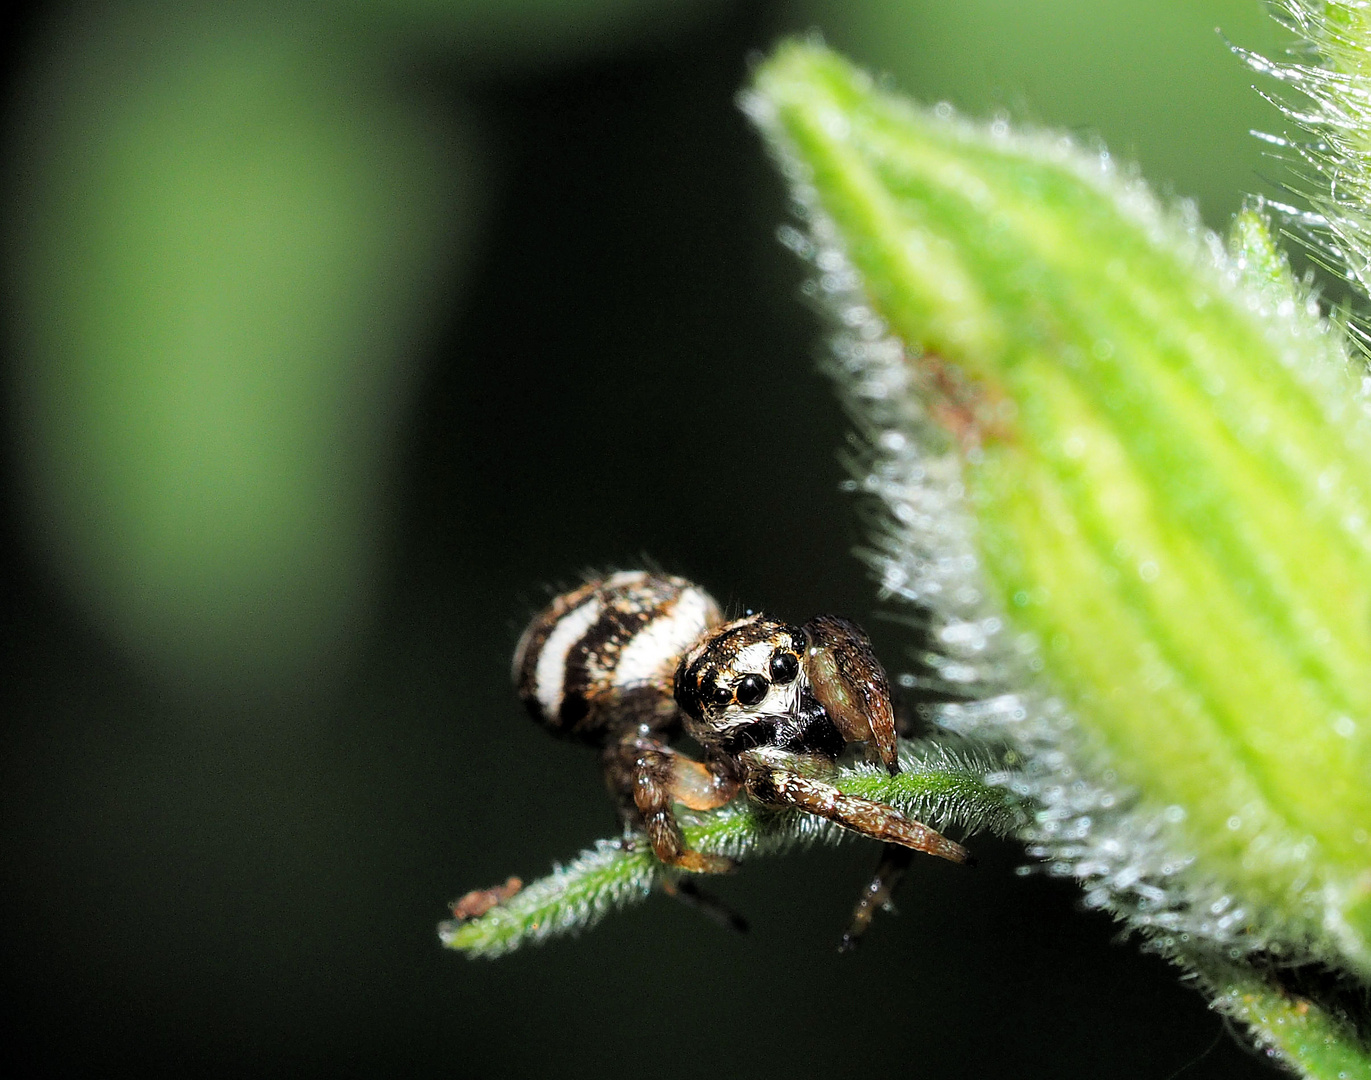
[744,36,1371,1071]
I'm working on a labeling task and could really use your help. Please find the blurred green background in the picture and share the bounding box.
[0,2,1294,1076]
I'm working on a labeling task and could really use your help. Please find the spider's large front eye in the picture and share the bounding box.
[768,651,799,685]
[736,673,769,706]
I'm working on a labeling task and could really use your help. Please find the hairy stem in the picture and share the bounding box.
[441,738,1022,958]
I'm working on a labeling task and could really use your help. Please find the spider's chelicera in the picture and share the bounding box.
[504,570,970,948]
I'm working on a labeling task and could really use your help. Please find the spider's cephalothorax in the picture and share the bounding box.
[674,612,901,774]
[512,571,971,945]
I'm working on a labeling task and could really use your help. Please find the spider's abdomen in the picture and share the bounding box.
[512,571,721,742]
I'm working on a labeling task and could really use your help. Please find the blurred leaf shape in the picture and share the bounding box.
[6,12,477,687]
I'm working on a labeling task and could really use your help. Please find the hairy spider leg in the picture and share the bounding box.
[602,735,738,874]
[839,844,913,953]
[743,762,971,865]
[803,614,900,774]
[661,875,749,934]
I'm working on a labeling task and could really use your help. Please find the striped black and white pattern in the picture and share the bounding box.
[512,571,721,741]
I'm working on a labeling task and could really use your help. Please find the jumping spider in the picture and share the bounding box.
[509,570,971,949]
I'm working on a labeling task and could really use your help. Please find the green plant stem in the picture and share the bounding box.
[441,738,1022,958]
[1182,949,1371,1079]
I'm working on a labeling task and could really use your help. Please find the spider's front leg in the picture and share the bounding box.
[741,755,972,865]
[602,734,739,874]
[802,615,935,948]
[802,614,900,775]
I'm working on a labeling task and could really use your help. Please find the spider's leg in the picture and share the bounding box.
[661,875,749,934]
[743,760,971,865]
[839,843,912,953]
[602,734,738,874]
[802,614,899,774]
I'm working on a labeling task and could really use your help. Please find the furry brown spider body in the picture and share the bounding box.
[511,570,970,948]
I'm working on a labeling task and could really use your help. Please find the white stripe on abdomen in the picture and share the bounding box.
[534,596,603,718]
[613,586,719,689]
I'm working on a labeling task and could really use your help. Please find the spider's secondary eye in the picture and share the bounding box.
[736,673,769,706]
[709,681,734,706]
[769,651,799,684]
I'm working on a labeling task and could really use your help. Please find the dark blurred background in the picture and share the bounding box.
[0,2,1297,1076]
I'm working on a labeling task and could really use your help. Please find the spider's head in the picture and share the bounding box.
[673,614,808,737]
